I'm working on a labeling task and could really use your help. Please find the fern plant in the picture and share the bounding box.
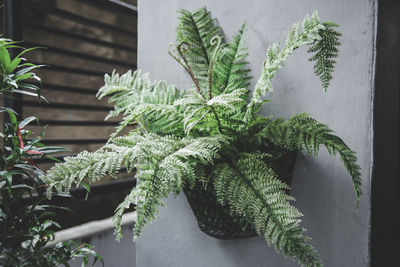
[43,7,360,267]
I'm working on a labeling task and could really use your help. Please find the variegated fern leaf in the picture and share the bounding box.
[98,70,185,136]
[43,7,358,267]
[213,153,321,266]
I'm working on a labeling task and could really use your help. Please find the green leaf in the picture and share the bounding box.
[6,57,21,73]
[176,7,224,94]
[43,155,63,163]
[0,106,17,114]
[80,181,91,201]
[0,170,13,185]
[212,23,251,95]
[19,83,40,92]
[19,116,38,128]
[14,64,43,78]
[12,89,46,101]
[11,184,33,190]
[0,45,11,72]
[212,153,321,266]
[35,146,69,155]
[307,22,341,91]
[16,46,43,59]
[7,109,18,124]
[261,114,362,203]
[245,11,325,122]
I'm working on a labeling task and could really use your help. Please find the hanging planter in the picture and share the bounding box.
[184,151,297,239]
[184,179,258,239]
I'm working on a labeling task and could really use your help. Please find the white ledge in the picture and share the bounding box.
[47,211,136,246]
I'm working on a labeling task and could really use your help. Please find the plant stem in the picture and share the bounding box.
[137,118,148,133]
[207,36,222,100]
[176,42,204,97]
[210,106,222,134]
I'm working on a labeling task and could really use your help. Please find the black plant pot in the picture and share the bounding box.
[184,151,298,240]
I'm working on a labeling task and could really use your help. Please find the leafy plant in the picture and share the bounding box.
[0,39,42,101]
[43,7,360,267]
[0,38,102,266]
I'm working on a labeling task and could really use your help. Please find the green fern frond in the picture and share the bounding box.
[212,153,321,266]
[98,70,184,136]
[174,88,247,135]
[177,7,224,94]
[207,88,247,109]
[97,70,145,99]
[308,22,341,91]
[43,149,128,199]
[244,11,326,122]
[113,189,137,241]
[173,89,206,107]
[120,134,229,240]
[213,23,251,96]
[43,132,229,241]
[260,114,362,203]
[42,134,173,196]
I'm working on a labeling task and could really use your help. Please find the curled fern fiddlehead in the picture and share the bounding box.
[208,35,222,99]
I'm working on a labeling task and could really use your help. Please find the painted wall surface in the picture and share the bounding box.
[68,223,136,267]
[137,0,376,266]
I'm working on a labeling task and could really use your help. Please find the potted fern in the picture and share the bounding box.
[43,7,361,266]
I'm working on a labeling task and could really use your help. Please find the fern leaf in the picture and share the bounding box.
[177,7,224,93]
[123,134,228,240]
[98,70,184,136]
[97,70,142,99]
[244,11,325,122]
[212,153,321,266]
[43,149,129,199]
[307,22,341,91]
[261,114,362,203]
[212,23,251,96]
[43,132,230,241]
[175,88,247,135]
[207,88,247,110]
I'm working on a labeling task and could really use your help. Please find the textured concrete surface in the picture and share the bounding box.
[137,0,376,266]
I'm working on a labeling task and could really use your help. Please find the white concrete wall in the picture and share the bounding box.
[137,1,376,266]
